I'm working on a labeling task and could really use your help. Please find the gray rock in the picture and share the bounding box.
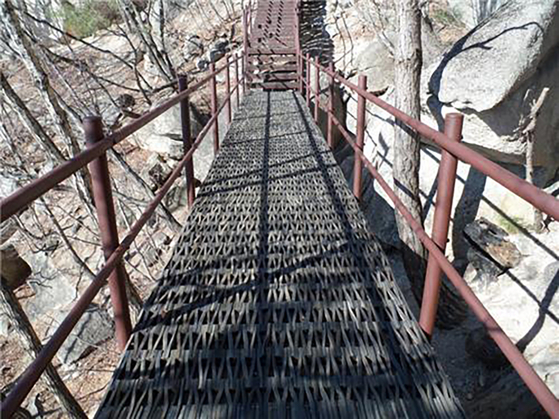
[197,58,209,71]
[183,35,203,60]
[21,0,64,41]
[141,154,174,190]
[0,312,10,336]
[0,219,16,245]
[207,48,225,63]
[23,252,77,323]
[24,394,43,419]
[429,0,558,111]
[349,35,394,92]
[0,173,17,199]
[50,305,113,365]
[133,103,202,159]
[211,37,229,52]
[543,261,559,284]
[426,0,559,169]
[464,218,522,269]
[464,247,502,292]
[465,326,508,369]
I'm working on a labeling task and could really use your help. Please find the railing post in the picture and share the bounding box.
[84,116,131,350]
[327,62,335,149]
[419,113,464,338]
[353,75,367,201]
[178,76,195,208]
[235,52,240,108]
[295,5,303,94]
[225,55,232,125]
[242,7,248,94]
[306,54,311,107]
[210,62,219,154]
[314,58,320,123]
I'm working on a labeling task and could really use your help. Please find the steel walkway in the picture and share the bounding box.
[95,91,464,418]
[247,0,299,90]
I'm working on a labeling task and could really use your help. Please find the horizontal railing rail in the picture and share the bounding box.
[0,60,230,222]
[300,54,559,221]
[0,50,246,418]
[297,52,559,417]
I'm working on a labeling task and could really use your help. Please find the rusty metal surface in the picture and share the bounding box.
[353,75,367,201]
[95,91,464,418]
[419,114,463,337]
[84,117,132,350]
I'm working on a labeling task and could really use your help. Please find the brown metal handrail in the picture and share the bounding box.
[300,55,559,221]
[297,52,559,417]
[0,60,231,222]
[0,51,246,418]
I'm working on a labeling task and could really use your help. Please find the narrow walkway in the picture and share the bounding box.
[247,0,299,90]
[95,91,464,418]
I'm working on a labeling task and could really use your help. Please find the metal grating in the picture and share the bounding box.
[248,0,299,90]
[95,91,464,418]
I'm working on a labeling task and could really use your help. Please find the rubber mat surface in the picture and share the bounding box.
[95,91,464,418]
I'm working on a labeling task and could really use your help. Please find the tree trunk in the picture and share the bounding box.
[394,0,467,328]
[0,279,87,418]
[523,87,549,233]
[394,0,426,299]
[1,0,97,223]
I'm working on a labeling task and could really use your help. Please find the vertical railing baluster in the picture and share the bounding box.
[327,62,335,149]
[226,55,232,125]
[242,8,248,94]
[314,58,320,123]
[178,76,196,208]
[353,75,367,201]
[84,116,131,350]
[419,113,464,338]
[306,54,311,108]
[210,62,219,154]
[235,52,240,108]
[295,3,303,94]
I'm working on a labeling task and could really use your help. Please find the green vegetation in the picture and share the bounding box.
[60,0,120,38]
[495,214,528,235]
[431,7,462,27]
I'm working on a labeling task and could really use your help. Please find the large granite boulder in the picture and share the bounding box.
[48,305,114,364]
[133,103,203,159]
[426,0,559,170]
